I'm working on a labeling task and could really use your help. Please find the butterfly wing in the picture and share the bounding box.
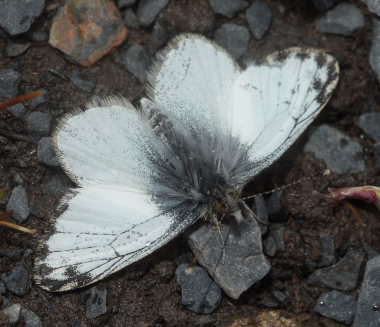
[232,48,339,176]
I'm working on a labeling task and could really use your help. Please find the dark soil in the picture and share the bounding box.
[1,0,379,326]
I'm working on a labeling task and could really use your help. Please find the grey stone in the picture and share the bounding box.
[176,263,221,313]
[124,44,151,83]
[123,9,139,29]
[246,2,272,40]
[358,112,380,142]
[21,308,42,327]
[0,0,45,36]
[26,89,48,109]
[187,217,270,299]
[0,281,6,294]
[257,297,279,308]
[214,23,250,60]
[208,0,249,18]
[266,190,284,217]
[354,255,380,327]
[117,0,136,9]
[252,194,269,234]
[1,304,21,324]
[363,242,380,260]
[26,111,52,136]
[6,42,31,57]
[7,103,26,117]
[149,21,169,54]
[137,0,169,27]
[271,289,288,304]
[70,68,95,93]
[304,124,365,174]
[26,30,48,42]
[363,0,380,16]
[85,285,107,319]
[319,233,336,267]
[42,174,72,198]
[316,3,365,36]
[0,69,21,100]
[312,0,341,11]
[263,235,276,257]
[37,137,60,167]
[307,248,365,291]
[2,264,29,296]
[315,290,357,325]
[270,223,285,252]
[6,185,29,222]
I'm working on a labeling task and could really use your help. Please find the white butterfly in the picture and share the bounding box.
[35,34,339,292]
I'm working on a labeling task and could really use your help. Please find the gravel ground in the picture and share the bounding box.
[1,0,380,326]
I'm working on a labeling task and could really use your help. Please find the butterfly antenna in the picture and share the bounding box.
[242,169,331,201]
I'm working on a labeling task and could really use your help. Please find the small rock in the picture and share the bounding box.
[187,217,270,299]
[307,248,365,291]
[266,190,286,221]
[42,174,72,198]
[26,30,49,42]
[316,3,365,36]
[49,0,128,67]
[85,285,107,319]
[263,235,277,257]
[37,137,60,167]
[123,9,139,29]
[358,112,380,142]
[1,304,21,324]
[315,290,356,325]
[318,233,336,267]
[252,194,269,234]
[363,242,380,260]
[0,69,21,100]
[354,255,380,327]
[26,89,49,109]
[6,185,29,222]
[214,23,250,60]
[7,103,26,117]
[21,307,42,327]
[137,0,169,27]
[363,0,380,16]
[304,124,365,174]
[26,111,52,136]
[70,68,95,93]
[124,44,151,83]
[312,0,341,11]
[0,281,6,294]
[0,0,45,36]
[117,0,136,8]
[149,21,169,54]
[246,2,272,40]
[2,264,29,296]
[176,263,221,314]
[270,223,285,252]
[208,0,249,18]
[257,297,279,309]
[271,289,288,304]
[6,42,31,57]
[371,17,380,83]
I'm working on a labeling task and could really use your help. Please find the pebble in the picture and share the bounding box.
[21,307,42,327]
[123,9,140,29]
[117,0,136,8]
[315,290,357,325]
[1,304,21,324]
[363,0,380,16]
[270,223,285,252]
[208,0,249,18]
[6,185,29,222]
[370,17,380,84]
[49,0,128,67]
[318,233,336,267]
[214,23,250,60]
[312,0,341,11]
[176,263,221,314]
[42,174,72,198]
[316,3,365,36]
[252,194,269,234]
[2,264,29,296]
[26,30,49,42]
[7,103,26,117]
[26,111,53,136]
[137,0,169,27]
[353,255,380,327]
[263,235,277,257]
[0,69,21,100]
[266,190,286,221]
[70,68,95,93]
[124,44,151,83]
[0,0,45,36]
[307,248,365,291]
[37,137,60,167]
[304,124,365,175]
[187,217,270,299]
[0,281,6,294]
[271,289,288,304]
[149,21,169,54]
[363,242,380,260]
[26,89,49,109]
[246,2,272,40]
[85,285,107,319]
[358,112,380,142]
[6,42,31,57]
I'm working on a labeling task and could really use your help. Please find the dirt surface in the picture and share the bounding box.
[1,0,379,326]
